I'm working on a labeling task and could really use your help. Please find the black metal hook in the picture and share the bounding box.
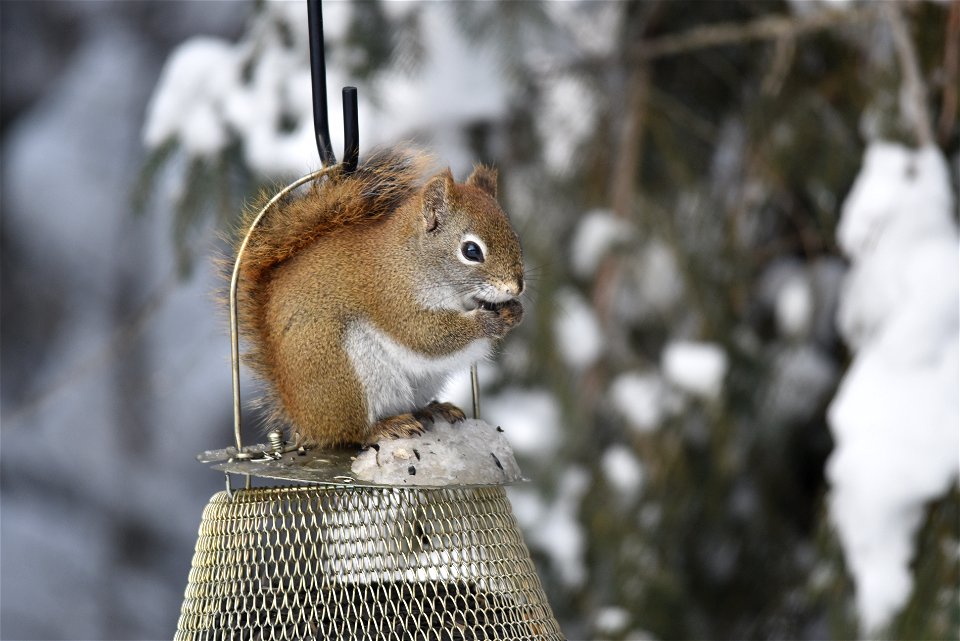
[307,0,359,173]
[342,86,359,173]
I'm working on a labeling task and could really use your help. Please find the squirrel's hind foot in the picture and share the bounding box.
[414,401,467,425]
[366,414,426,444]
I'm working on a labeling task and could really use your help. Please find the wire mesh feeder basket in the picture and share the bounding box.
[175,485,563,640]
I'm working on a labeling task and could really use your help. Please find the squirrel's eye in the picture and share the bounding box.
[461,240,485,263]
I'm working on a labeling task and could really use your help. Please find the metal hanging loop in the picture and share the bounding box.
[229,168,332,454]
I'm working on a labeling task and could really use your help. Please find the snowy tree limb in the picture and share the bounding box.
[541,6,882,80]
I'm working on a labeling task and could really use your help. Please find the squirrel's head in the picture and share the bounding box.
[412,165,524,313]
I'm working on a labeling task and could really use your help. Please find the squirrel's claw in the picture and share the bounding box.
[414,401,467,425]
[366,414,426,444]
[364,402,466,445]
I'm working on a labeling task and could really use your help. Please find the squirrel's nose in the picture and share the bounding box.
[512,275,525,296]
[501,273,524,298]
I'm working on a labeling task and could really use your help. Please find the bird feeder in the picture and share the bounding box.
[174,3,563,639]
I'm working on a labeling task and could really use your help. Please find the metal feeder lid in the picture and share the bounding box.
[199,419,525,489]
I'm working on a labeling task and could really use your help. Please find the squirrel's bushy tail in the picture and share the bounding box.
[237,146,434,287]
[232,147,434,424]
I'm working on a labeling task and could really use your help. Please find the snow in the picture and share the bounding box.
[570,209,632,279]
[537,74,598,175]
[482,388,561,460]
[661,341,728,400]
[143,3,509,179]
[610,239,685,324]
[776,272,813,338]
[143,37,239,157]
[826,142,960,633]
[380,0,420,22]
[601,445,644,498]
[554,288,604,370]
[836,144,957,350]
[350,420,522,486]
[759,256,845,345]
[544,2,626,58]
[372,6,507,152]
[627,240,684,319]
[609,371,666,433]
[594,606,630,634]
[143,7,317,176]
[525,3,623,173]
[222,42,320,176]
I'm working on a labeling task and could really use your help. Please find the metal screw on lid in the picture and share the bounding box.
[267,429,285,456]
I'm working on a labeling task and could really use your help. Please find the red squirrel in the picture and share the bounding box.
[235,148,524,448]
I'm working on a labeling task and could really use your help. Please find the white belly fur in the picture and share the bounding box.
[344,319,491,422]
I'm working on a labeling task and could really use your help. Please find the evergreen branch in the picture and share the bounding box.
[634,5,883,60]
[130,139,177,215]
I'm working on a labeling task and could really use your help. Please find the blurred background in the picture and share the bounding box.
[1,1,957,639]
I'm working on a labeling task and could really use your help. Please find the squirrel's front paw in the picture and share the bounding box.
[414,401,466,425]
[366,414,426,444]
[478,299,523,337]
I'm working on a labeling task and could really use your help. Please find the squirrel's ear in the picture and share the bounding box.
[466,164,498,199]
[422,169,454,232]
